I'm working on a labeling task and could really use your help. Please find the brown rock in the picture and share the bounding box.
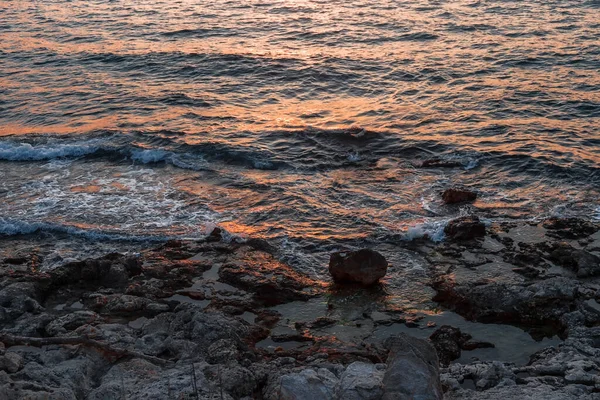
[329,249,388,286]
[444,216,486,240]
[442,188,477,204]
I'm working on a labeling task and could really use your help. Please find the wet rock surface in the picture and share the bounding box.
[328,249,388,285]
[0,217,598,399]
[429,325,493,367]
[442,188,477,204]
[444,216,486,240]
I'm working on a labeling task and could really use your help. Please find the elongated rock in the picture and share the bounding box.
[382,334,443,400]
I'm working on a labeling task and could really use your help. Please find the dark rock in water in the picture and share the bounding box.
[418,158,462,168]
[329,249,388,286]
[206,226,223,242]
[246,237,277,254]
[442,188,477,204]
[549,243,600,278]
[429,325,494,366]
[383,334,443,400]
[444,216,486,240]
[429,325,466,366]
[434,276,578,329]
[543,217,598,239]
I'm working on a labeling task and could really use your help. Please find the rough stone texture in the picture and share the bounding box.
[271,368,338,400]
[543,217,598,239]
[382,334,443,400]
[336,361,384,400]
[0,353,24,373]
[0,222,598,400]
[434,276,579,327]
[329,249,388,285]
[429,325,493,367]
[442,188,477,204]
[219,246,324,305]
[549,244,600,278]
[444,216,486,240]
[45,311,101,336]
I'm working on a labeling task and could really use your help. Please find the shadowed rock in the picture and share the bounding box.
[329,249,388,286]
[429,325,494,366]
[383,334,443,400]
[444,216,486,240]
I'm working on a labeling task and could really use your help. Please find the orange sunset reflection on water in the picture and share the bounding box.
[0,0,598,270]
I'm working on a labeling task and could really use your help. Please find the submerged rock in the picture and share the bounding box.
[383,334,443,400]
[418,158,462,168]
[444,216,486,240]
[429,325,493,366]
[442,188,477,204]
[329,249,388,286]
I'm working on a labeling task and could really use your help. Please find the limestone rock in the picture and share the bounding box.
[382,334,443,400]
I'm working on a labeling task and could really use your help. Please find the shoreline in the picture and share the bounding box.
[0,217,599,399]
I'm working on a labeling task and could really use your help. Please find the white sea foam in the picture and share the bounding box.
[402,220,448,242]
[0,218,163,241]
[129,149,170,163]
[347,152,362,162]
[0,139,106,161]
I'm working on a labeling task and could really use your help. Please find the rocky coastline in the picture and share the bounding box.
[0,217,599,399]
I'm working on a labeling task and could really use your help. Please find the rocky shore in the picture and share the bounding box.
[0,217,599,399]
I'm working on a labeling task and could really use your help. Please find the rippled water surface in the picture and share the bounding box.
[0,0,599,272]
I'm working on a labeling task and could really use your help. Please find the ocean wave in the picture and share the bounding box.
[0,219,172,242]
[402,220,448,242]
[0,139,106,161]
[0,217,237,244]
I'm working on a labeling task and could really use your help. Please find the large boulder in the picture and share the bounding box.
[336,362,385,400]
[444,216,486,240]
[382,334,443,400]
[329,249,388,286]
[269,368,338,400]
[442,188,477,204]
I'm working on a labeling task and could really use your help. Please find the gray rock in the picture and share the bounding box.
[382,334,443,400]
[336,362,384,400]
[329,249,388,285]
[267,368,338,400]
[45,311,101,336]
[0,352,24,373]
[0,282,43,321]
[549,245,600,278]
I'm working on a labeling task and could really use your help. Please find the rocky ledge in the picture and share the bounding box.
[0,217,598,399]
